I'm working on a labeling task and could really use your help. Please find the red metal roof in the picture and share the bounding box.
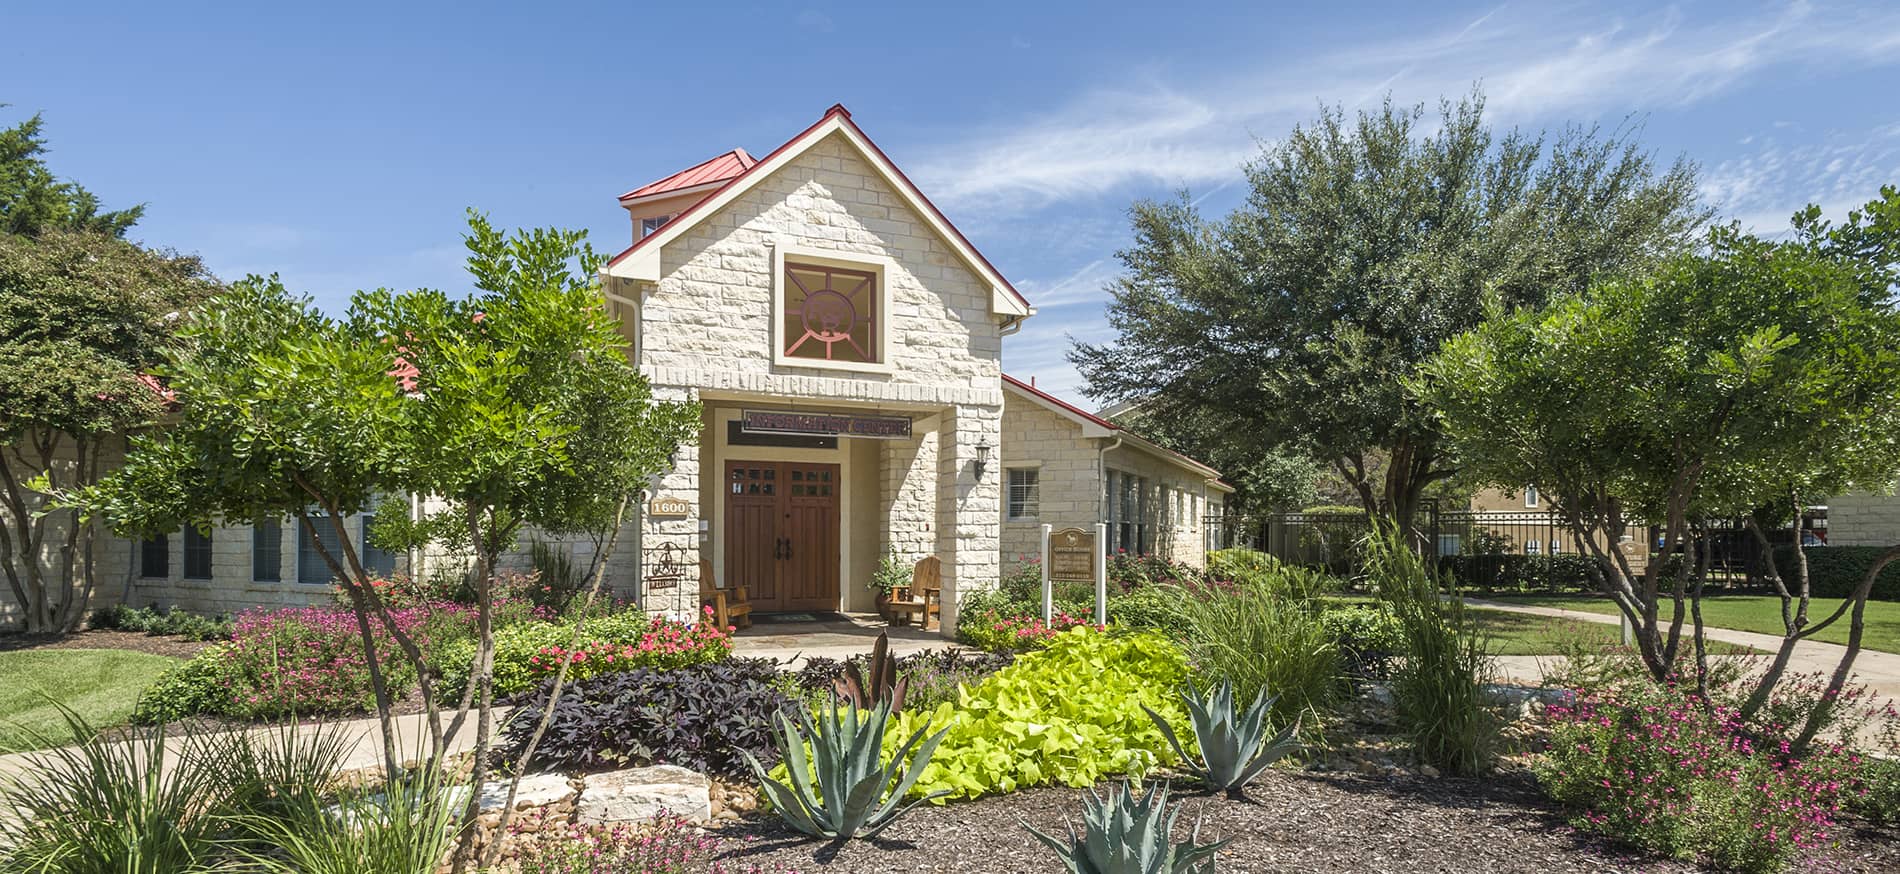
[617,148,757,202]
[603,105,1032,314]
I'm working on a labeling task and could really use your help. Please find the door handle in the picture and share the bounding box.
[783,537,792,560]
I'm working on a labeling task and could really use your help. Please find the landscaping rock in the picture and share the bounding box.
[578,764,712,824]
[476,773,575,812]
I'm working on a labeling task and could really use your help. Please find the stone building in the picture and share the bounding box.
[1,104,1228,633]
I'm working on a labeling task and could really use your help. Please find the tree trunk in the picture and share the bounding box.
[479,495,632,870]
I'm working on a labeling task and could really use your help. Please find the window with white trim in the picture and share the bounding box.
[1007,468,1039,520]
[640,215,672,238]
[1523,485,1540,509]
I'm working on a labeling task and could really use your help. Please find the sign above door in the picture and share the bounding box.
[741,409,913,440]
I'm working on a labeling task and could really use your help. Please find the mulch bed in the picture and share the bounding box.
[0,628,211,659]
[709,769,1900,873]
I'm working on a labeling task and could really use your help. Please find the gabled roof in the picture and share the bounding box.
[1002,374,1229,489]
[618,149,756,204]
[603,104,1032,319]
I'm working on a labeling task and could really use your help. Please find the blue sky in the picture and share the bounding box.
[10,1,1900,399]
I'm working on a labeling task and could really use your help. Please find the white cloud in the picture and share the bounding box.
[914,2,1900,212]
[1703,123,1900,233]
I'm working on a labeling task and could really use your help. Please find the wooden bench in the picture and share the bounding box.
[887,555,942,632]
[700,559,752,630]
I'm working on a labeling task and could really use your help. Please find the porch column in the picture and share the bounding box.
[935,402,1002,636]
[640,386,703,617]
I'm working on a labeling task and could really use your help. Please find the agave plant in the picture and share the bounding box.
[742,696,947,840]
[1144,681,1300,798]
[1026,782,1225,874]
[833,631,908,711]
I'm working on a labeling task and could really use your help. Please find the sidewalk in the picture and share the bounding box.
[1468,597,1900,703]
[0,621,919,784]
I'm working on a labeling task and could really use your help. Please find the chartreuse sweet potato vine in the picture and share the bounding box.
[770,628,1192,801]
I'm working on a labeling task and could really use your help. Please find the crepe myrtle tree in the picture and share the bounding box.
[68,214,698,812]
[1417,188,1900,743]
[1072,90,1708,526]
[66,274,424,773]
[350,211,698,871]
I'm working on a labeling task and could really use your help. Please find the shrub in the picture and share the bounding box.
[1168,563,1344,730]
[1206,548,1282,584]
[502,659,795,778]
[133,644,240,724]
[1107,585,1191,640]
[91,604,235,641]
[959,609,1102,653]
[1851,755,1900,825]
[1365,528,1496,776]
[219,604,465,718]
[436,606,732,698]
[1539,685,1858,873]
[1437,553,1599,593]
[887,628,1191,800]
[1319,603,1404,681]
[1770,544,1900,600]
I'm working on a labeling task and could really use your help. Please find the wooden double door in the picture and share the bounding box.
[724,460,841,612]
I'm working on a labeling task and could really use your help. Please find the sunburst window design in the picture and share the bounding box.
[783,262,879,363]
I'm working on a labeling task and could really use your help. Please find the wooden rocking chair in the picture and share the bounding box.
[700,559,752,630]
[886,555,942,632]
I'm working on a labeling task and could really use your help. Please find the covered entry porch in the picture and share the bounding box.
[635,388,1001,635]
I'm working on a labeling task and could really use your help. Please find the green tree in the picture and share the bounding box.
[0,108,143,237]
[0,108,185,631]
[76,212,698,869]
[351,213,697,869]
[1418,188,1900,740]
[1072,91,1708,525]
[74,275,420,762]
[0,232,217,630]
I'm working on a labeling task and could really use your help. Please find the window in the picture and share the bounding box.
[183,527,213,580]
[1523,485,1540,509]
[298,516,343,585]
[1548,539,1563,555]
[1006,468,1039,520]
[253,522,282,582]
[1106,470,1149,555]
[779,258,883,366]
[640,214,672,238]
[1525,539,1542,555]
[361,514,398,578]
[139,534,168,578]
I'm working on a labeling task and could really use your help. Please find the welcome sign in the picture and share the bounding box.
[741,409,913,440]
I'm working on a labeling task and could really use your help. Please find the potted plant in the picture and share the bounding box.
[868,550,910,622]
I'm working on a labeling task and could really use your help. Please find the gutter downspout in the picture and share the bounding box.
[1097,437,1123,525]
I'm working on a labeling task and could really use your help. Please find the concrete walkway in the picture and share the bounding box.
[1468,597,1900,704]
[728,612,955,666]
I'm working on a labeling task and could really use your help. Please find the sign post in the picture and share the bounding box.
[1093,522,1108,627]
[1039,524,1053,623]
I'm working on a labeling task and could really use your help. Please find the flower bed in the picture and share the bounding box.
[1538,684,1860,874]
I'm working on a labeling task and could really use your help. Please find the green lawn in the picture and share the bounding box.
[1467,608,1759,656]
[1481,593,1900,654]
[0,649,178,753]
